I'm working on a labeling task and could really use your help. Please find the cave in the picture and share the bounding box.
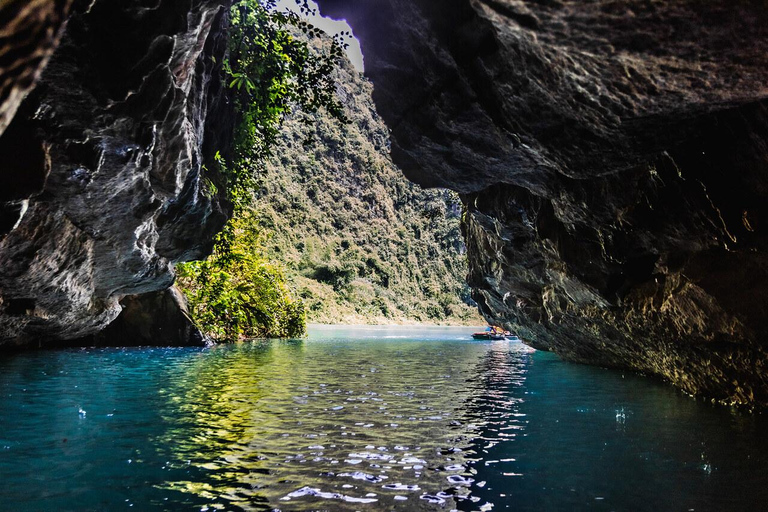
[312,0,768,406]
[0,0,767,408]
[2,1,768,509]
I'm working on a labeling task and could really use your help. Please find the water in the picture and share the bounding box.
[1,325,766,511]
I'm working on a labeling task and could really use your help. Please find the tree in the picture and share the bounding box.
[176,210,305,339]
[177,0,347,340]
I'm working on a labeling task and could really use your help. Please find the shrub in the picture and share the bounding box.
[177,0,346,339]
[177,210,306,340]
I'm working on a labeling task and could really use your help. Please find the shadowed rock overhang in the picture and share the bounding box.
[317,0,768,406]
[0,0,233,346]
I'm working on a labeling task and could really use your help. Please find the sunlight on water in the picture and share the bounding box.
[0,326,767,511]
[151,328,530,510]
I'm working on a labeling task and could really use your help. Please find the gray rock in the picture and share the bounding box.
[0,0,73,136]
[84,286,207,348]
[0,0,233,347]
[318,0,768,405]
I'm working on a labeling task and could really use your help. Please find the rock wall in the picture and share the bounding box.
[0,0,233,347]
[317,0,768,405]
[0,0,73,137]
[82,286,207,348]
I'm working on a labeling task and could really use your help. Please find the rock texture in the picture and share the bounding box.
[0,0,73,136]
[318,0,768,405]
[83,286,206,347]
[0,0,233,347]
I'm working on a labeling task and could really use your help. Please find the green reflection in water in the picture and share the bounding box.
[155,336,513,510]
[6,328,763,511]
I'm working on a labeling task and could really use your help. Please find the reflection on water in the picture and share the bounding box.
[152,327,531,510]
[1,325,767,511]
[459,351,768,512]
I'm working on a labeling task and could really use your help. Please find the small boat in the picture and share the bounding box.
[471,326,507,340]
[472,332,506,340]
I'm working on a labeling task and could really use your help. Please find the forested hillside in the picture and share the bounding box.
[254,51,481,325]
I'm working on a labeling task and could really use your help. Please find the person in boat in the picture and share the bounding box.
[472,326,507,340]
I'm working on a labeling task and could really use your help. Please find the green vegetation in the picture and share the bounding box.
[176,210,305,340]
[221,0,347,209]
[178,2,480,340]
[254,46,482,326]
[177,0,347,340]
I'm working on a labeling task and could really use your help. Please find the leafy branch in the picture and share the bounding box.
[177,0,348,340]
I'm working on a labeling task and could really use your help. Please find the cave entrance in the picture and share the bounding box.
[244,0,482,327]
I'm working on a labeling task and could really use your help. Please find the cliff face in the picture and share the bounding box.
[0,0,73,137]
[0,0,232,346]
[317,0,768,405]
[257,48,481,326]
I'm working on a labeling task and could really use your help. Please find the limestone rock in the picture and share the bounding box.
[0,0,73,136]
[85,286,206,347]
[0,0,233,347]
[318,0,768,405]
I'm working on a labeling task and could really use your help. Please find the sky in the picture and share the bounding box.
[274,0,365,71]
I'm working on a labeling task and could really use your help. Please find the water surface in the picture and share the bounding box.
[0,325,766,511]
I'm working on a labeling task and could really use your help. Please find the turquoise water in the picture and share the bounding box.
[1,325,766,511]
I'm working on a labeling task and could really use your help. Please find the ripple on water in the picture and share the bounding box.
[420,493,446,505]
[281,486,379,504]
[382,483,421,491]
[447,474,475,486]
[138,333,508,510]
[337,471,388,483]
[7,329,764,512]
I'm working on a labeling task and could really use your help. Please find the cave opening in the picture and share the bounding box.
[222,0,483,327]
[2,1,768,509]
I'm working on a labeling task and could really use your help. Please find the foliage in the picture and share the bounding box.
[177,210,306,340]
[179,1,479,335]
[253,47,483,326]
[223,0,348,212]
[177,0,347,340]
